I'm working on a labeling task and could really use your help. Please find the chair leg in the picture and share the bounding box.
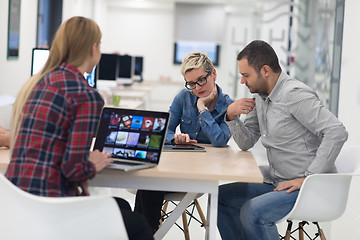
[314,222,327,240]
[159,201,169,226]
[284,220,293,240]
[194,199,207,228]
[298,221,305,240]
[182,211,190,240]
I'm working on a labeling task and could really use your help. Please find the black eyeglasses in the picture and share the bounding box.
[184,72,211,90]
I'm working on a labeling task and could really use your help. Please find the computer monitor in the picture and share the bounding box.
[133,56,143,82]
[84,66,97,88]
[117,55,133,86]
[31,48,97,88]
[97,53,118,81]
[31,48,50,76]
[173,41,220,66]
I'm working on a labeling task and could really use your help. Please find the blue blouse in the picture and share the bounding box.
[165,85,234,147]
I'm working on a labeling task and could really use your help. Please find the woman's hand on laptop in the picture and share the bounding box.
[174,133,198,144]
[89,150,113,172]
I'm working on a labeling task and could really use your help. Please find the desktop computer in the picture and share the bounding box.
[31,48,97,88]
[133,56,143,82]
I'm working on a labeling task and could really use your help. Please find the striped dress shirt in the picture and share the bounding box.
[226,71,348,186]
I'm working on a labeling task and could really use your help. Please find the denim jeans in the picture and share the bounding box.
[217,182,299,240]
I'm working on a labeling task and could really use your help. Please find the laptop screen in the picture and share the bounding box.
[94,107,170,164]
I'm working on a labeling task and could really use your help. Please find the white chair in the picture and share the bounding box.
[128,189,206,240]
[276,145,360,240]
[0,173,128,240]
[160,192,207,240]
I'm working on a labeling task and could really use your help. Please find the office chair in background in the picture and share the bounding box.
[276,145,360,240]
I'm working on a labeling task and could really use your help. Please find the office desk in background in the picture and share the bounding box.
[105,99,145,109]
[0,145,263,240]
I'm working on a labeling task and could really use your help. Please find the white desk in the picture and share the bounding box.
[89,144,263,240]
[105,99,144,109]
[109,84,154,109]
[0,145,263,240]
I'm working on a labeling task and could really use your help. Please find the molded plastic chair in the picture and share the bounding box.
[160,192,207,240]
[0,173,128,240]
[276,145,360,240]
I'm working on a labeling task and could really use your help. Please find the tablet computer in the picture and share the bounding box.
[163,143,206,152]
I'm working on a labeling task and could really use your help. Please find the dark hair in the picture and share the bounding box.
[237,40,281,73]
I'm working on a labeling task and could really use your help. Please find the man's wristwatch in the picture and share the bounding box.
[198,106,209,114]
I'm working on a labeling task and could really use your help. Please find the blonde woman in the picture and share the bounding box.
[5,16,153,240]
[135,52,234,232]
[165,52,234,146]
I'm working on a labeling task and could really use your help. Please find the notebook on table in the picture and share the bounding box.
[93,107,170,171]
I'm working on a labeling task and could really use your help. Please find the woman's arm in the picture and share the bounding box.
[165,91,184,143]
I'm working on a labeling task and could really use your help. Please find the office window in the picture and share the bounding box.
[36,0,62,48]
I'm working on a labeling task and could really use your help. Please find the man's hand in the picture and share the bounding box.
[273,177,306,194]
[174,133,198,144]
[88,150,113,172]
[226,98,255,121]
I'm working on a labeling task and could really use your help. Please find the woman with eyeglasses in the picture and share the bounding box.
[166,51,234,146]
[134,52,234,233]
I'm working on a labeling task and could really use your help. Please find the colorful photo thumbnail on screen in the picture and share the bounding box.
[131,116,144,129]
[103,147,114,156]
[138,134,150,148]
[114,148,125,157]
[142,117,155,130]
[135,150,147,159]
[153,118,166,131]
[116,131,129,145]
[127,132,140,146]
[125,149,135,157]
[120,115,132,128]
[109,114,121,128]
[146,152,159,162]
[106,131,118,144]
[148,135,162,148]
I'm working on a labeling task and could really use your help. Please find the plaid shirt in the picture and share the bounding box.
[6,63,104,197]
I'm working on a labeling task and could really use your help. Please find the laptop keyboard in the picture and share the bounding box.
[112,161,143,166]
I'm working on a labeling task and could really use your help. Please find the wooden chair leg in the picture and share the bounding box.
[298,221,305,240]
[284,220,293,240]
[159,201,169,226]
[314,222,327,240]
[194,199,207,228]
[182,211,190,240]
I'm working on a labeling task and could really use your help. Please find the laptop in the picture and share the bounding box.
[93,107,170,171]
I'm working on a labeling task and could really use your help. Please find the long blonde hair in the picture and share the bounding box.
[10,16,102,150]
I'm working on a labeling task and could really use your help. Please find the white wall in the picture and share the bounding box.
[338,0,360,146]
[0,0,37,97]
[331,0,360,239]
[0,0,38,128]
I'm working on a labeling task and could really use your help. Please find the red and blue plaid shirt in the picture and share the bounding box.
[6,63,104,197]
